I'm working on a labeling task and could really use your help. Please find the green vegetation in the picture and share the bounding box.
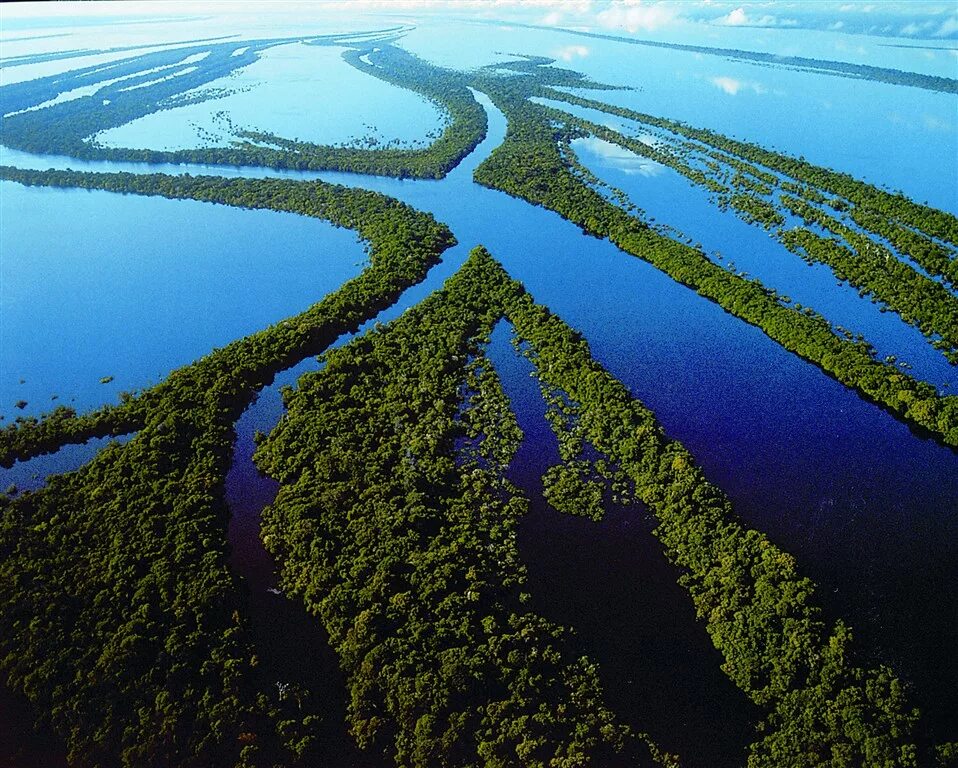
[491,252,923,767]
[1,36,953,767]
[236,45,488,178]
[847,206,958,288]
[726,192,785,230]
[0,168,456,766]
[0,34,237,68]
[0,164,455,466]
[547,90,958,249]
[466,66,958,447]
[540,99,958,363]
[938,743,958,767]
[1,387,307,767]
[1,402,142,469]
[541,461,607,520]
[536,380,632,520]
[249,243,927,765]
[253,247,673,767]
[778,195,958,361]
[0,39,288,130]
[0,40,487,179]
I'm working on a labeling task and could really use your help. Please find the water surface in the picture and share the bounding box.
[0,181,366,422]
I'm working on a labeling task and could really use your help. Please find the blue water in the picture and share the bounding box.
[396,19,957,214]
[226,357,321,589]
[0,182,366,424]
[0,434,134,495]
[2,10,957,753]
[96,43,446,152]
[563,128,958,390]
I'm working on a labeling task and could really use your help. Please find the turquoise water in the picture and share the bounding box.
[2,9,957,759]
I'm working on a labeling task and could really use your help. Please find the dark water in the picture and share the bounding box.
[0,686,68,768]
[1,55,956,764]
[225,359,381,767]
[486,321,757,767]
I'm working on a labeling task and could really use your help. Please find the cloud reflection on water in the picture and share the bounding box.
[709,75,768,95]
[572,135,665,177]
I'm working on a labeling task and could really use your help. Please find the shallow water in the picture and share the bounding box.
[96,43,446,151]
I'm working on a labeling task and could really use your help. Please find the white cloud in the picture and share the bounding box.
[541,11,563,26]
[899,22,921,36]
[720,7,748,25]
[716,6,777,27]
[553,44,590,61]
[596,1,678,33]
[711,75,742,94]
[828,21,844,30]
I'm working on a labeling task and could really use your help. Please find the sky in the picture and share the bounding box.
[2,1,957,41]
